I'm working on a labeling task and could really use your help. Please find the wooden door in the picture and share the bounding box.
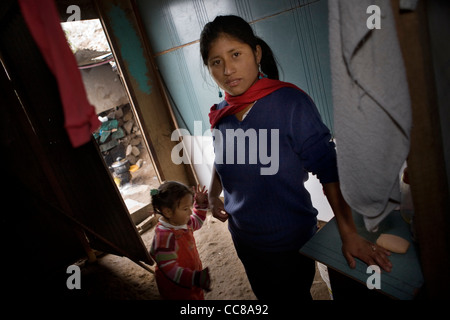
[0,0,153,277]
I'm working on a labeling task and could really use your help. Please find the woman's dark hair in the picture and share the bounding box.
[151,181,193,217]
[200,15,279,80]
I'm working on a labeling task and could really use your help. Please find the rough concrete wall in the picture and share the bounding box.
[80,64,129,114]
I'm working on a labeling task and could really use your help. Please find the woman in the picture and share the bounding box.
[200,15,392,300]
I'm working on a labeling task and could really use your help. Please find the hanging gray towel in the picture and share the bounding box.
[329,0,412,232]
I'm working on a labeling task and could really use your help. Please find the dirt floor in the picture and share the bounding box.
[74,212,331,300]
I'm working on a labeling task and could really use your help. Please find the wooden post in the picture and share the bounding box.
[392,0,450,299]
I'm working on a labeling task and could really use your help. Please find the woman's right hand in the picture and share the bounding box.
[209,196,229,222]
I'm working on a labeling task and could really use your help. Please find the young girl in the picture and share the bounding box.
[149,181,211,300]
[200,15,392,300]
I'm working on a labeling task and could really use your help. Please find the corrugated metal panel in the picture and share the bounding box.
[136,0,333,133]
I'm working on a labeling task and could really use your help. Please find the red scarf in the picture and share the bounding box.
[208,78,303,128]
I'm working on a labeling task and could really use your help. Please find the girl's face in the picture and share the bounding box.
[207,34,261,96]
[162,194,193,226]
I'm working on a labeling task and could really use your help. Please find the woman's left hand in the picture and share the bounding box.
[341,232,392,272]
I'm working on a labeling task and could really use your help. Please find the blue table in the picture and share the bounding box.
[300,210,424,299]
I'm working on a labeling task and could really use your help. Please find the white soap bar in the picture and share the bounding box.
[376,233,410,254]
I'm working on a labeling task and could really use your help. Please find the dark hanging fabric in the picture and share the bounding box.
[18,0,100,147]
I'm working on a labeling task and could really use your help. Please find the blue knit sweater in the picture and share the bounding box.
[213,87,338,252]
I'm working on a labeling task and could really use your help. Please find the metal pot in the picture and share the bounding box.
[111,157,130,174]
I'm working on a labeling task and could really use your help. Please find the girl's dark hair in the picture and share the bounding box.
[151,181,193,217]
[200,15,279,80]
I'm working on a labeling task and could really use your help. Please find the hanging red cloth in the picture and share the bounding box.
[18,0,100,147]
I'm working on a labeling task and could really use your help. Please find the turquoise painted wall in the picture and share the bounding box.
[107,4,153,95]
[136,0,333,134]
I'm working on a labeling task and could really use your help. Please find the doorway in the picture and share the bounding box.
[61,18,159,226]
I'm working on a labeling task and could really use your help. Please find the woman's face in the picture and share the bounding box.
[207,34,261,96]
